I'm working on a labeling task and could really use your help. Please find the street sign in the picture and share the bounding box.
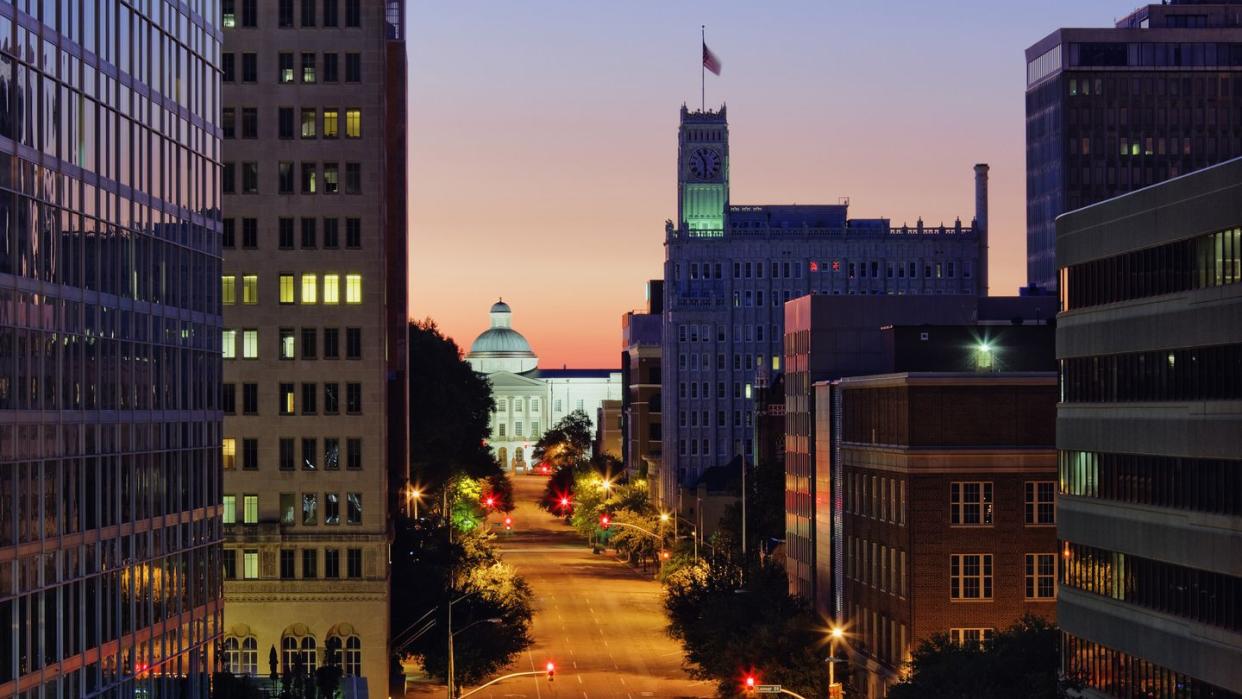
[756,685,781,694]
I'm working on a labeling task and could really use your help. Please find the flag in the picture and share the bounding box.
[702,42,722,75]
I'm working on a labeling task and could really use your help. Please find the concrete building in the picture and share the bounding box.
[219,1,409,693]
[1025,0,1242,291]
[836,373,1059,698]
[662,103,989,510]
[1056,156,1242,695]
[0,2,224,695]
[621,282,663,486]
[466,302,621,470]
[594,400,622,459]
[782,294,1058,613]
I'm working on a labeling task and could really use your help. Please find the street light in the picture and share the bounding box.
[827,624,847,692]
[408,486,423,519]
[453,618,502,638]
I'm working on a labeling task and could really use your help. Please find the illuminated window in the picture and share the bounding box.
[1025,553,1056,600]
[223,495,237,524]
[301,274,317,304]
[223,438,237,471]
[279,274,295,304]
[242,330,259,359]
[279,328,296,359]
[346,108,361,138]
[222,275,236,305]
[242,275,258,304]
[243,551,259,579]
[223,0,237,27]
[324,163,339,194]
[243,495,259,524]
[300,108,316,138]
[222,330,237,359]
[345,274,362,303]
[771,355,780,371]
[323,274,340,304]
[301,53,316,83]
[279,53,294,83]
[323,109,339,138]
[280,384,295,415]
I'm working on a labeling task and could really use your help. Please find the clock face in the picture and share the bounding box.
[688,148,722,179]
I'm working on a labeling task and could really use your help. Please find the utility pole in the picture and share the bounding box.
[445,486,455,698]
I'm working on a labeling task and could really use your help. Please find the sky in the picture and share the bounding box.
[409,1,1126,368]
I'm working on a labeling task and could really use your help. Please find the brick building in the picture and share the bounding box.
[836,373,1059,698]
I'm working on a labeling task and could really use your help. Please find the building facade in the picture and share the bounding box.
[0,1,224,696]
[662,104,988,509]
[1057,156,1242,696]
[621,283,663,486]
[1025,0,1242,291]
[466,301,621,470]
[837,373,1059,699]
[219,0,408,693]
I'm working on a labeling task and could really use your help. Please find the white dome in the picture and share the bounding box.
[466,299,538,374]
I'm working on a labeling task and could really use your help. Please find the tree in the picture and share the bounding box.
[410,320,499,488]
[887,615,1070,699]
[532,410,594,469]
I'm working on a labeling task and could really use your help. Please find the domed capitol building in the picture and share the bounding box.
[467,301,621,470]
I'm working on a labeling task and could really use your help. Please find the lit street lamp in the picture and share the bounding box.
[408,486,423,519]
[827,625,846,693]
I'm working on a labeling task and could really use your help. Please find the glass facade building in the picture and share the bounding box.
[1025,1,1242,291]
[1056,156,1242,696]
[0,0,223,697]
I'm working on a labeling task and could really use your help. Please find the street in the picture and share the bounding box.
[455,474,713,699]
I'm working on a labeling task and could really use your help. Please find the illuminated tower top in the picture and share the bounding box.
[677,105,729,232]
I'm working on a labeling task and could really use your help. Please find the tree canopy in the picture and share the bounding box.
[532,409,594,470]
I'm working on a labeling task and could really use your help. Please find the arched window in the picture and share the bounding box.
[300,636,318,671]
[240,637,258,676]
[222,637,241,674]
[497,447,508,467]
[342,636,362,676]
[281,635,299,673]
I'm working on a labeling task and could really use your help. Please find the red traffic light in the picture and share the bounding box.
[600,514,610,529]
[559,497,570,507]
[504,516,512,529]
[484,496,496,508]
[545,661,555,680]
[744,674,757,693]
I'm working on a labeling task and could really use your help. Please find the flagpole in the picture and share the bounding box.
[701,25,705,111]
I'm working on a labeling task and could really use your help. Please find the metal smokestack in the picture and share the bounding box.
[974,163,989,296]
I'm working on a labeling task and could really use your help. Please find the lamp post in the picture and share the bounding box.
[408,486,423,519]
[828,625,845,694]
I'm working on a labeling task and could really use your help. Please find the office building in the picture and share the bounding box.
[0,1,224,696]
[662,104,988,509]
[836,373,1059,698]
[1025,0,1242,290]
[621,282,663,487]
[1057,156,1242,696]
[782,293,1058,611]
[466,301,621,471]
[219,0,408,693]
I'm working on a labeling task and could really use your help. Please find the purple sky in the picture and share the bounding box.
[409,1,1120,367]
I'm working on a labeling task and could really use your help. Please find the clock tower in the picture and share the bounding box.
[677,105,729,232]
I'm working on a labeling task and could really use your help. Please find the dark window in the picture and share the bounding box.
[323,328,340,358]
[279,438,295,471]
[347,548,362,578]
[222,219,236,248]
[1060,342,1242,403]
[223,550,237,579]
[242,108,258,138]
[279,218,295,248]
[347,438,362,471]
[243,383,258,414]
[242,162,258,193]
[243,439,259,471]
[242,53,257,82]
[242,218,258,248]
[222,108,236,138]
[346,328,361,359]
[301,549,318,578]
[301,0,315,26]
[345,0,360,27]
[280,550,295,579]
[222,384,236,413]
[301,162,316,193]
[345,53,361,82]
[278,0,294,27]
[323,218,340,248]
[346,383,361,414]
[278,107,294,139]
[324,437,340,469]
[278,162,294,194]
[325,0,340,26]
[323,53,339,82]
[345,163,361,194]
[222,163,236,193]
[241,0,257,26]
[301,328,317,359]
[324,549,340,578]
[301,438,316,470]
[345,218,361,248]
[324,383,339,413]
[301,218,316,248]
[222,54,236,82]
[301,383,317,414]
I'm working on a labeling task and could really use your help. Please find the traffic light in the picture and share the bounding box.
[559,497,570,508]
[483,495,496,508]
[600,513,610,529]
[744,674,756,694]
[503,516,512,530]
[545,661,555,681]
